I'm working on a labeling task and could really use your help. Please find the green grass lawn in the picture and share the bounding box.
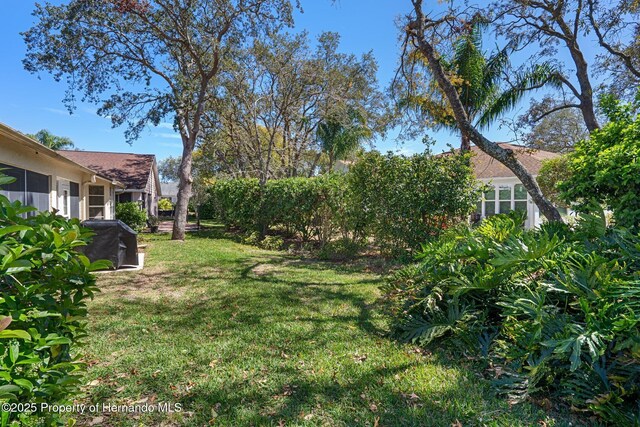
[76,229,585,426]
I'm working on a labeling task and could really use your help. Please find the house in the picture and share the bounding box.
[0,122,122,220]
[160,181,179,204]
[470,143,566,229]
[59,151,162,217]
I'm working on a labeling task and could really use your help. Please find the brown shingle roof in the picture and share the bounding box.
[468,143,559,179]
[59,150,156,190]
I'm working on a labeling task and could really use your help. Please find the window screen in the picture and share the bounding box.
[0,164,52,214]
[89,185,105,219]
[0,164,26,206]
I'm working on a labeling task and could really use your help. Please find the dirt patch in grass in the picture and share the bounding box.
[250,263,279,276]
[97,266,191,301]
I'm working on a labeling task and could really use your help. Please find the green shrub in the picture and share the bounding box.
[259,235,285,251]
[242,231,261,246]
[202,179,261,230]
[0,174,108,425]
[317,238,362,261]
[537,156,571,208]
[200,151,478,256]
[559,94,640,229]
[383,211,640,424]
[115,201,147,232]
[348,151,479,255]
[158,198,173,211]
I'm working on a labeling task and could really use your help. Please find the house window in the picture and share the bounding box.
[479,183,529,219]
[62,190,69,216]
[484,186,496,216]
[499,185,512,214]
[88,185,105,219]
[117,192,132,203]
[514,184,528,216]
[0,163,50,215]
[70,182,80,218]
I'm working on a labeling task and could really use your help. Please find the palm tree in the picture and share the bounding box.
[317,108,372,172]
[407,17,560,151]
[27,129,75,150]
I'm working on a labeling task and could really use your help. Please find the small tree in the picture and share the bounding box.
[559,95,640,229]
[399,16,559,151]
[317,109,372,172]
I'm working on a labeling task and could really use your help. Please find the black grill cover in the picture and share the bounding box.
[79,220,139,269]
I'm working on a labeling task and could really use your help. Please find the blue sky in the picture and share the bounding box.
[0,1,557,161]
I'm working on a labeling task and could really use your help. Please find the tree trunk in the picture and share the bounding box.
[460,134,471,152]
[563,34,600,131]
[408,2,562,223]
[172,138,195,240]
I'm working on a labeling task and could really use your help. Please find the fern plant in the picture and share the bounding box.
[384,210,640,424]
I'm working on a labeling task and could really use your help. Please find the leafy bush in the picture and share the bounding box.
[537,156,571,208]
[200,151,478,256]
[115,201,147,232]
[158,198,173,211]
[203,178,261,231]
[383,211,640,424]
[259,235,285,251]
[317,238,363,261]
[242,231,261,247]
[348,151,479,255]
[559,95,640,229]
[0,174,108,425]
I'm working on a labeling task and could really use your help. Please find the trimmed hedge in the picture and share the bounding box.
[200,151,478,255]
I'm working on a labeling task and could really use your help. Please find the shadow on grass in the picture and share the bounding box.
[85,234,587,427]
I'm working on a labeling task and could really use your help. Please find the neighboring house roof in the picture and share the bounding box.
[469,143,559,179]
[441,143,559,178]
[60,150,159,192]
[160,182,179,197]
[0,122,124,187]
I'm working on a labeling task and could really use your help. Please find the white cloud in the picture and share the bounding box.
[42,107,70,116]
[153,132,181,140]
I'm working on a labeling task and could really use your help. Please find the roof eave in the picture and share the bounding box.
[0,122,123,188]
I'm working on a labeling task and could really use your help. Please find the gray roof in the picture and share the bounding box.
[160,181,179,197]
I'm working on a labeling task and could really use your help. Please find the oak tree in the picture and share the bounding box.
[23,0,295,240]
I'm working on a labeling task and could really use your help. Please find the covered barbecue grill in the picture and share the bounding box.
[79,220,139,269]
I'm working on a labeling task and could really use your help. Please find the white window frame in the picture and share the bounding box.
[88,185,106,219]
[479,182,529,219]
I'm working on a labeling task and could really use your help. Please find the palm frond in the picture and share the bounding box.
[476,63,560,129]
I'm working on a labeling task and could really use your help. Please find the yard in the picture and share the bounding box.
[78,229,579,426]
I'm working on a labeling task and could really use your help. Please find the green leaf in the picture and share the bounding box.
[13,378,33,392]
[0,225,31,238]
[0,330,31,341]
[15,357,41,366]
[46,337,72,345]
[88,259,112,271]
[9,341,19,364]
[5,259,32,274]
